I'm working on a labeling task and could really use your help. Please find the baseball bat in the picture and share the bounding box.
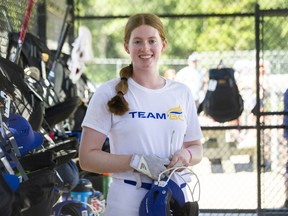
[13,0,35,64]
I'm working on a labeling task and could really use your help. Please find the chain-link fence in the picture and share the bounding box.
[76,4,288,215]
[0,0,39,58]
[0,0,72,58]
[0,0,288,215]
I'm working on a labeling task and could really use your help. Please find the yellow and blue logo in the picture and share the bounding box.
[166,105,184,121]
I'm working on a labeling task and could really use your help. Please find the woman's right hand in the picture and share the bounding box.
[130,154,170,180]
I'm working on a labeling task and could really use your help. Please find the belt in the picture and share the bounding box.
[124,179,152,190]
[123,179,187,190]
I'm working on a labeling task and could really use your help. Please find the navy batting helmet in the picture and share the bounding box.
[139,166,200,216]
[139,177,185,216]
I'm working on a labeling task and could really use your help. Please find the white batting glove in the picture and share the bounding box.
[130,154,170,180]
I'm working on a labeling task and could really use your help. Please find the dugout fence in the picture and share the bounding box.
[0,1,288,215]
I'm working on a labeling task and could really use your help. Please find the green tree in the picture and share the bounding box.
[75,0,288,81]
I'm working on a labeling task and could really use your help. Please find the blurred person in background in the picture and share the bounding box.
[163,68,176,80]
[175,52,206,107]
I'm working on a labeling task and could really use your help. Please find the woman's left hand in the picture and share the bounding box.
[167,148,191,169]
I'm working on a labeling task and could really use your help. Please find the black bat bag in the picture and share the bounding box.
[198,67,244,123]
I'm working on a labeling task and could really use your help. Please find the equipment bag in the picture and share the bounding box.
[0,56,44,131]
[198,67,244,123]
[0,174,16,216]
[11,160,59,216]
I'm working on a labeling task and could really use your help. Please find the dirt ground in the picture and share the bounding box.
[192,163,286,210]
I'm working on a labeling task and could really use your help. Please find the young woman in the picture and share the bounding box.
[79,13,203,216]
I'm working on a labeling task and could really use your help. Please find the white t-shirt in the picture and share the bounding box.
[82,77,203,180]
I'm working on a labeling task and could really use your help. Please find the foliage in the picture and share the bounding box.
[76,0,287,55]
[73,0,288,82]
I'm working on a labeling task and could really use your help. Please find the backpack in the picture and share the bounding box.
[198,67,244,123]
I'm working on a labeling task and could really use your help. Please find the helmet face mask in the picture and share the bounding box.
[139,166,200,216]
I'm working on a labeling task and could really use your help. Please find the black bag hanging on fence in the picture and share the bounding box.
[198,67,244,123]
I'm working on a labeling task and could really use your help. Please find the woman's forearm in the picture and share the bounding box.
[79,149,133,174]
[79,127,133,174]
[186,144,203,165]
[184,140,203,166]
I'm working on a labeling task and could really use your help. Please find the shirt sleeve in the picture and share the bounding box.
[81,82,114,136]
[183,87,203,142]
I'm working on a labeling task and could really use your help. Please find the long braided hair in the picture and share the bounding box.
[107,13,167,115]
